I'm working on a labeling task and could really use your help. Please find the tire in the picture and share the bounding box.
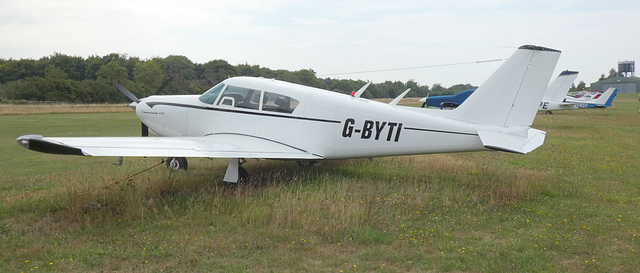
[166,157,188,171]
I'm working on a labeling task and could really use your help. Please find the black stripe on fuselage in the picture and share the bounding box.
[146,102,477,137]
[404,127,477,136]
[145,102,341,124]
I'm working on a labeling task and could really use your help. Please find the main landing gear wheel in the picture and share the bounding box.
[166,157,188,171]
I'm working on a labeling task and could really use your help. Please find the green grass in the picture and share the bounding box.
[1,94,639,272]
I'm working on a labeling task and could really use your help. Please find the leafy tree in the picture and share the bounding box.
[96,61,128,83]
[576,81,586,91]
[45,53,86,81]
[198,59,236,89]
[0,53,455,102]
[293,69,327,89]
[607,68,619,78]
[431,83,446,95]
[0,59,40,84]
[134,60,165,97]
[44,65,68,80]
[84,56,104,80]
[160,55,197,94]
[447,84,476,95]
[327,79,362,95]
[236,64,262,77]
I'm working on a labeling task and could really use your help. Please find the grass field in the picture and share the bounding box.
[1,95,639,272]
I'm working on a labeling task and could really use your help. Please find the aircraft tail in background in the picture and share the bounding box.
[546,70,579,102]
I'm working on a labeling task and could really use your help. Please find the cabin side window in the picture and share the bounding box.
[217,85,260,110]
[199,82,225,104]
[262,92,299,114]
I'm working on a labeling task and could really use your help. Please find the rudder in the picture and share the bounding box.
[446,45,561,127]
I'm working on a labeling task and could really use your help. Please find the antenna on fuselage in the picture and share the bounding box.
[389,88,411,106]
[353,82,372,98]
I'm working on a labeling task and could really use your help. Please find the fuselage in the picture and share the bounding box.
[134,77,487,160]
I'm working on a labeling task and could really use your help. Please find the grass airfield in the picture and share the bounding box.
[1,94,639,272]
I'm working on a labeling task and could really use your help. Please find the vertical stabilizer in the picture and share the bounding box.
[447,45,561,127]
[591,87,616,105]
[546,70,579,102]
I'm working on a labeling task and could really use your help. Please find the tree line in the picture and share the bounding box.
[0,53,478,103]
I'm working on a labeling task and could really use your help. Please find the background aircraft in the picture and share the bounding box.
[537,70,579,114]
[419,70,617,114]
[419,89,474,109]
[565,87,618,109]
[17,45,561,183]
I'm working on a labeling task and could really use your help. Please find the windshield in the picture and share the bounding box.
[199,82,225,104]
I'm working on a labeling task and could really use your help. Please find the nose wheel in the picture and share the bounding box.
[166,157,188,171]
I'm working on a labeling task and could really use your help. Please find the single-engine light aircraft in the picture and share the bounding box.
[17,45,561,183]
[419,89,475,109]
[564,87,618,109]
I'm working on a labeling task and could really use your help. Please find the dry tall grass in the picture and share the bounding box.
[0,103,133,115]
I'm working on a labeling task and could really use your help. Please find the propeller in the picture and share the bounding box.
[112,82,147,137]
[113,78,173,137]
[421,93,429,108]
[155,76,172,95]
[113,82,140,103]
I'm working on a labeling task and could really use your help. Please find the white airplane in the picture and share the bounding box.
[564,87,617,108]
[538,70,579,113]
[16,45,561,183]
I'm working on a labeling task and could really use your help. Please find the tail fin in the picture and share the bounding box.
[546,70,579,102]
[604,89,617,107]
[591,87,616,106]
[446,45,561,127]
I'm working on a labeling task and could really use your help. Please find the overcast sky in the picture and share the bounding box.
[1,0,638,87]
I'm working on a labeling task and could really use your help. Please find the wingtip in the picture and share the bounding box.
[16,135,84,155]
[16,135,42,149]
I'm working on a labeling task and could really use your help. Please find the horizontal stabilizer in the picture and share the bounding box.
[477,128,546,154]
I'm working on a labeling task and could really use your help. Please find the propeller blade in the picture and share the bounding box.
[113,82,140,103]
[155,76,173,95]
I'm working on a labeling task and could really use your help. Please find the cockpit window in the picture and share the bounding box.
[203,83,299,114]
[217,85,260,110]
[199,82,225,104]
[262,92,299,114]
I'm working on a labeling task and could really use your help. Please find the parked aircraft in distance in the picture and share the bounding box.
[537,70,580,114]
[17,45,561,183]
[421,70,581,113]
[564,87,618,109]
[419,89,474,109]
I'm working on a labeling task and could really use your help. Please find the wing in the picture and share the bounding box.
[16,134,323,160]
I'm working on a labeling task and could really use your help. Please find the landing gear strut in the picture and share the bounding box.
[223,158,248,183]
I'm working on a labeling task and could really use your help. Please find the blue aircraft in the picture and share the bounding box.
[419,89,475,109]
